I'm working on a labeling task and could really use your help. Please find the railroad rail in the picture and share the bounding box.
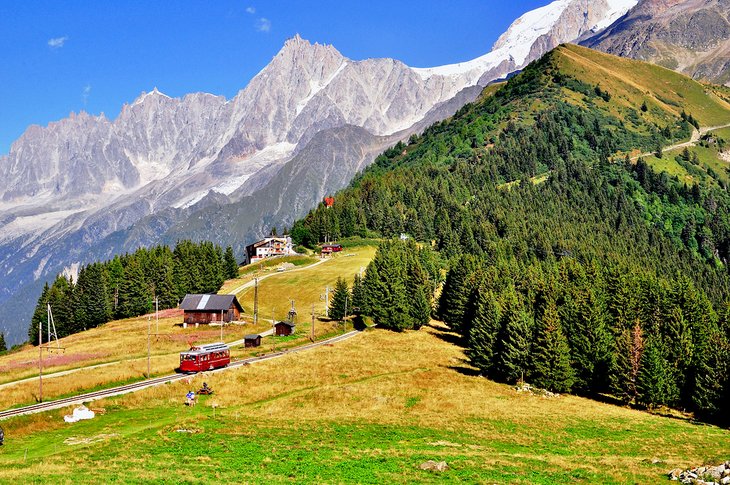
[0,329,361,421]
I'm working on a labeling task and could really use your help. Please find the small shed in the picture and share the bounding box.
[244,334,262,348]
[274,321,296,336]
[180,294,243,326]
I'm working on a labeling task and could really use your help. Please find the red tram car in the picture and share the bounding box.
[179,342,230,373]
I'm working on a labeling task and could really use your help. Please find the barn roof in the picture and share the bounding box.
[244,334,261,340]
[180,294,243,312]
[275,321,296,327]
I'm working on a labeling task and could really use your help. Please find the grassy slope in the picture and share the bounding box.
[0,322,727,483]
[235,245,376,322]
[557,44,730,128]
[0,248,374,411]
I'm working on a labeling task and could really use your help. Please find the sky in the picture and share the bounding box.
[0,1,548,154]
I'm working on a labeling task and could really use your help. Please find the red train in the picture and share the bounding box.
[179,342,230,373]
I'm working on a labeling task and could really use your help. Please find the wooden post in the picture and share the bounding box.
[253,277,259,326]
[311,304,315,342]
[38,316,42,402]
[155,297,159,335]
[147,316,151,378]
[220,310,224,342]
[325,286,329,318]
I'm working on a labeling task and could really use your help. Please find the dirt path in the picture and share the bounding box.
[631,122,730,161]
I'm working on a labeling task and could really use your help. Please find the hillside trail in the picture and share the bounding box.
[630,122,730,161]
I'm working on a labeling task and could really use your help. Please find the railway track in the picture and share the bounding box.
[0,329,361,421]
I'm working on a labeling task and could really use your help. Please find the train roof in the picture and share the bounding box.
[182,342,229,355]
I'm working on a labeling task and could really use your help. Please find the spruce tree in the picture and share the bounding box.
[692,331,730,421]
[117,258,151,318]
[611,321,644,403]
[495,293,533,384]
[467,289,501,375]
[530,299,573,392]
[351,273,366,315]
[224,246,239,280]
[29,282,50,344]
[329,277,351,321]
[0,332,6,352]
[636,337,671,408]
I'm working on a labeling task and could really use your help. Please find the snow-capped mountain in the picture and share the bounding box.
[0,0,638,345]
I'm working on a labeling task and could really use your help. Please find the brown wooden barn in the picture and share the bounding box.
[274,321,296,336]
[180,294,243,326]
[244,334,262,348]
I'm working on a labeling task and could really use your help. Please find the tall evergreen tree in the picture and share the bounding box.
[224,246,239,280]
[329,277,351,321]
[467,289,502,375]
[350,273,366,315]
[75,263,112,331]
[636,337,672,408]
[29,282,50,344]
[117,258,151,318]
[0,332,6,352]
[530,299,573,392]
[495,293,533,384]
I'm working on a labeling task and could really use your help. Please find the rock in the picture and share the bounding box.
[669,468,683,480]
[722,477,730,485]
[419,460,449,472]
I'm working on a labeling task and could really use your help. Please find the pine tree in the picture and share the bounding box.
[29,282,50,344]
[75,263,112,331]
[363,241,414,331]
[692,331,730,421]
[568,287,613,394]
[530,299,573,392]
[467,289,501,375]
[495,293,533,384]
[636,337,671,408]
[329,277,351,321]
[611,320,644,403]
[224,246,239,280]
[351,273,366,315]
[117,258,151,318]
[0,332,6,352]
[438,254,481,334]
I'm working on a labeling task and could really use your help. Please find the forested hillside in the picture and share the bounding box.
[292,45,730,421]
[29,241,238,344]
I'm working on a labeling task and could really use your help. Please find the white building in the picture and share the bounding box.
[245,236,294,264]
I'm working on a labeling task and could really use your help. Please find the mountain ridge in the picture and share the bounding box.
[0,1,641,345]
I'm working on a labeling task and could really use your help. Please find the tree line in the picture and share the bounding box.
[439,254,729,418]
[29,241,239,344]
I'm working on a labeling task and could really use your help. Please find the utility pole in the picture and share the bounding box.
[38,317,42,402]
[325,286,330,318]
[271,308,276,352]
[253,277,259,326]
[311,304,315,342]
[220,310,224,342]
[344,295,348,333]
[155,297,159,335]
[147,316,151,379]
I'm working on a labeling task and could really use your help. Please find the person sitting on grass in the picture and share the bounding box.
[185,391,196,406]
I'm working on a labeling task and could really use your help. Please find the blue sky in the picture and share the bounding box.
[0,1,547,154]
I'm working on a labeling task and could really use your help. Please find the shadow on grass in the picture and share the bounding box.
[426,322,467,347]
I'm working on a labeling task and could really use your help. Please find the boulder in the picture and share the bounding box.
[419,460,449,472]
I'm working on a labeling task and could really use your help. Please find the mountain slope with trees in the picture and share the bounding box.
[293,44,730,422]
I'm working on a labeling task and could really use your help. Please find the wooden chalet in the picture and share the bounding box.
[244,334,262,348]
[180,294,243,326]
[274,321,296,336]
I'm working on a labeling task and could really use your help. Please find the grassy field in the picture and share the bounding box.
[0,247,374,411]
[0,322,727,483]
[235,245,376,322]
